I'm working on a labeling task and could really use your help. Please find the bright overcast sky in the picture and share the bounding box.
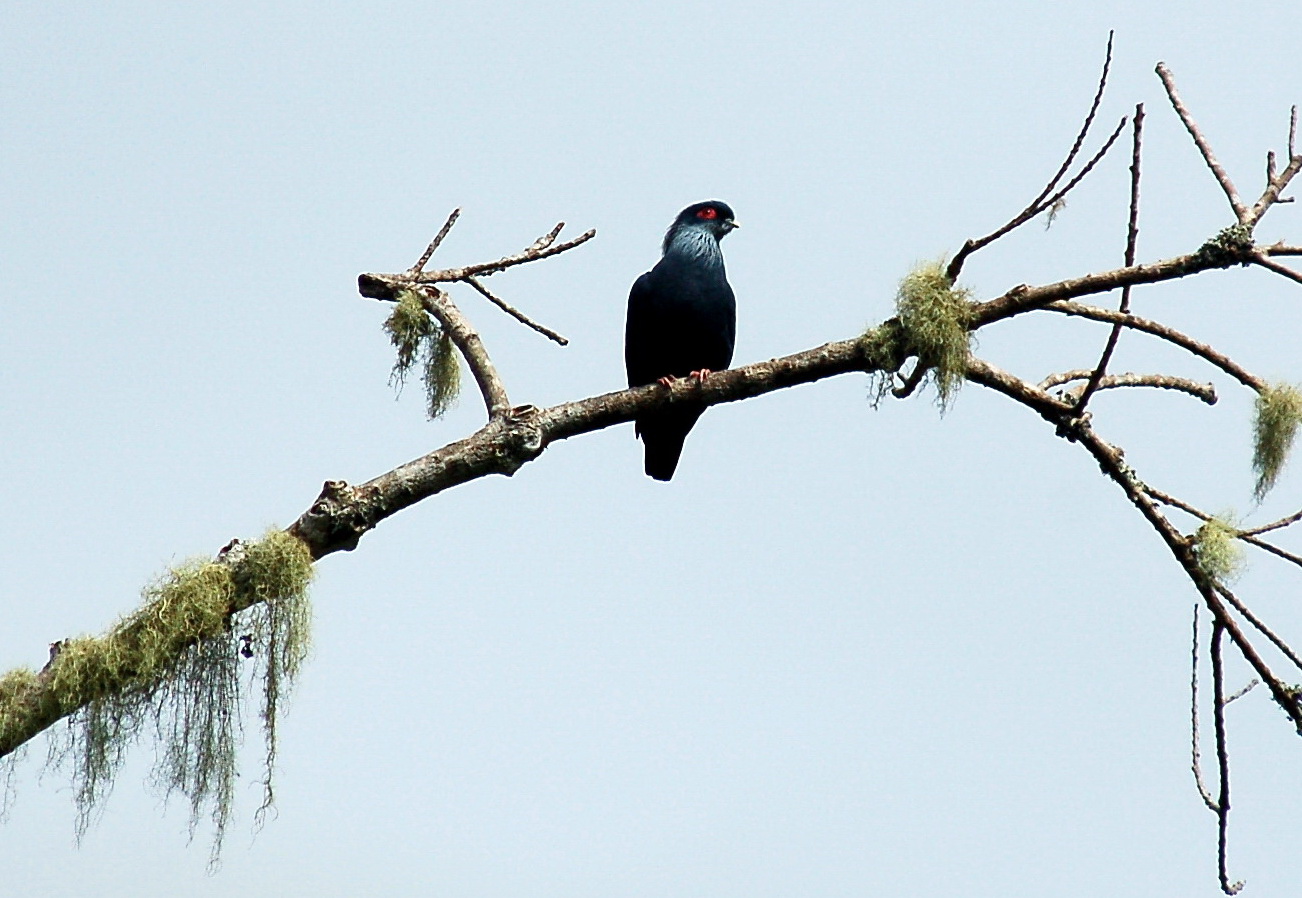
[4,2,1302,896]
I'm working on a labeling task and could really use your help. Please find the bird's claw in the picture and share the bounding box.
[689,369,712,382]
[657,375,677,388]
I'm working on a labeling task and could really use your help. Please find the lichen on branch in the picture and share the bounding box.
[0,530,313,867]
[1252,382,1302,500]
[894,260,974,409]
[1195,515,1246,585]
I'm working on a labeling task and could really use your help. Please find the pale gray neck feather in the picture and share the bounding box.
[663,225,725,269]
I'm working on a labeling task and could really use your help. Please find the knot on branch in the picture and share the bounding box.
[1194,224,1256,268]
[495,414,545,476]
[290,480,370,555]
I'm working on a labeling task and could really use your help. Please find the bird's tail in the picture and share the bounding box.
[644,435,687,481]
[638,408,704,481]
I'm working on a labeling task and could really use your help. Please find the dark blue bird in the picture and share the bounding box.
[625,201,738,480]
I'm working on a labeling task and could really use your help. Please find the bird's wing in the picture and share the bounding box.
[624,271,660,388]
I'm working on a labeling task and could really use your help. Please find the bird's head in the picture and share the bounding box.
[663,201,739,254]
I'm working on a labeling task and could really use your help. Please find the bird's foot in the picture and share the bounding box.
[657,375,677,388]
[689,369,712,382]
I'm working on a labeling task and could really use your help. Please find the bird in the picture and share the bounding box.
[625,200,739,480]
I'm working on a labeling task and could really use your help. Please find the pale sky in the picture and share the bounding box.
[4,2,1302,895]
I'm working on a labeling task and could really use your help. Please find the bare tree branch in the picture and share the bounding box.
[1042,302,1265,390]
[1075,104,1144,414]
[1191,604,1220,812]
[1211,621,1245,895]
[466,276,570,345]
[415,286,511,418]
[410,208,461,273]
[1156,62,1246,221]
[1039,370,1217,405]
[947,33,1120,281]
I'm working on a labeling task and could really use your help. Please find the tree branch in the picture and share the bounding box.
[1156,62,1246,221]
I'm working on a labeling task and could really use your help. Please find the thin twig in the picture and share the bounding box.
[1224,680,1259,705]
[1042,369,1215,404]
[1210,622,1244,895]
[1238,533,1302,570]
[1239,508,1302,536]
[1043,302,1265,390]
[465,277,570,345]
[1191,604,1220,811]
[1251,251,1302,286]
[1156,63,1246,222]
[1217,584,1302,674]
[416,226,597,283]
[1245,155,1302,227]
[1063,372,1215,404]
[947,34,1118,281]
[410,208,461,273]
[1075,104,1144,414]
[1144,485,1213,521]
[891,361,928,398]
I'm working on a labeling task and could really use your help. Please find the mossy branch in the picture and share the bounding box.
[0,531,313,867]
[894,260,974,410]
[1195,516,1247,585]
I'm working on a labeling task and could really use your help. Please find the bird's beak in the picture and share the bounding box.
[725,219,740,230]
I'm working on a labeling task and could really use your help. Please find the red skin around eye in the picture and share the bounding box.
[697,208,718,220]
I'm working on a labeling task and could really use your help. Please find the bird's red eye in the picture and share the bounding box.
[696,207,718,220]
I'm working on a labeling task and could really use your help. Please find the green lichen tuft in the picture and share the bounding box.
[1193,223,1255,268]
[1194,515,1246,585]
[0,668,38,820]
[895,260,974,411]
[383,289,462,420]
[0,668,38,748]
[1252,382,1302,501]
[423,330,461,420]
[26,529,315,869]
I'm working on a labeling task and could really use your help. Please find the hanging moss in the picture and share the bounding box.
[423,330,461,420]
[1252,382,1302,501]
[235,531,314,826]
[0,668,37,821]
[383,289,437,386]
[383,288,462,420]
[1194,516,1245,585]
[9,529,315,868]
[894,260,974,411]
